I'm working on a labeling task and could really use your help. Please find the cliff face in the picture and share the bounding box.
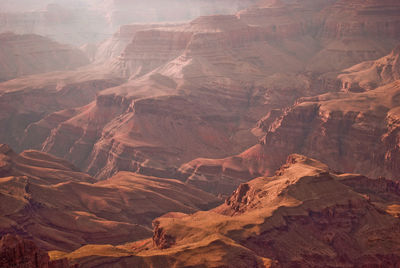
[18,0,399,181]
[152,155,400,267]
[0,144,219,252]
[0,234,74,268]
[339,45,400,92]
[4,0,400,185]
[176,46,400,196]
[0,33,89,82]
[254,80,400,180]
[60,155,400,267]
[0,0,258,46]
[0,70,124,151]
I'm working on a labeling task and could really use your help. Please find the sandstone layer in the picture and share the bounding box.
[0,69,125,151]
[179,44,400,195]
[0,144,219,252]
[0,32,89,82]
[0,234,74,268]
[23,0,400,180]
[58,155,400,267]
[3,0,400,187]
[0,0,258,46]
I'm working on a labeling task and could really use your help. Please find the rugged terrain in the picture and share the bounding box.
[53,155,400,267]
[179,42,400,196]
[0,0,258,45]
[0,144,219,251]
[12,0,400,182]
[0,234,74,268]
[0,32,88,82]
[1,1,400,267]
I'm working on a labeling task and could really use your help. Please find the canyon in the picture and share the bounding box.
[0,144,218,252]
[50,155,400,267]
[0,32,88,82]
[1,0,400,267]
[10,0,400,184]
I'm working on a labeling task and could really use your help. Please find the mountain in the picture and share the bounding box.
[0,32,89,82]
[56,155,400,267]
[177,44,400,196]
[17,0,400,180]
[0,144,219,251]
[339,45,400,92]
[0,68,124,151]
[0,0,258,46]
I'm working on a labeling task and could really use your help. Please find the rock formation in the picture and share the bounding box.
[0,144,219,251]
[339,44,400,92]
[178,44,400,196]
[22,0,400,180]
[0,234,74,268]
[55,155,400,267]
[0,0,258,46]
[0,69,125,151]
[0,32,89,82]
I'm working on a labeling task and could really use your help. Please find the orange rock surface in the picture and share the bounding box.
[0,144,219,251]
[59,155,400,267]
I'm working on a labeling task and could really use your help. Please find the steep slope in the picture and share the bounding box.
[0,0,258,46]
[178,45,400,195]
[339,45,400,92]
[5,0,400,182]
[0,234,73,268]
[0,144,219,251]
[0,144,94,184]
[308,0,400,72]
[0,69,124,151]
[262,80,400,179]
[59,155,400,267]
[21,0,400,181]
[0,32,89,82]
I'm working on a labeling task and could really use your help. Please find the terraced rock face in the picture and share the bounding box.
[0,69,125,151]
[26,1,399,181]
[58,155,400,267]
[339,45,400,92]
[0,234,73,268]
[0,0,258,46]
[0,144,219,251]
[0,32,89,82]
[177,45,400,196]
[4,0,400,184]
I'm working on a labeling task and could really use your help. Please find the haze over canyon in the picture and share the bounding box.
[1,0,400,267]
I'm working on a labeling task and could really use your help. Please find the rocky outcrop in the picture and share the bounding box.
[253,79,400,180]
[339,45,400,92]
[0,32,89,82]
[0,0,258,46]
[0,144,94,184]
[0,70,124,151]
[153,155,400,267]
[0,234,74,268]
[60,155,400,267]
[0,144,219,252]
[181,46,400,196]
[19,0,400,182]
[318,0,400,39]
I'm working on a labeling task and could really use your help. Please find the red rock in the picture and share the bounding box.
[62,155,400,267]
[339,45,400,91]
[0,234,74,268]
[0,0,258,46]
[0,70,124,150]
[0,144,219,252]
[0,32,89,82]
[16,0,400,182]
